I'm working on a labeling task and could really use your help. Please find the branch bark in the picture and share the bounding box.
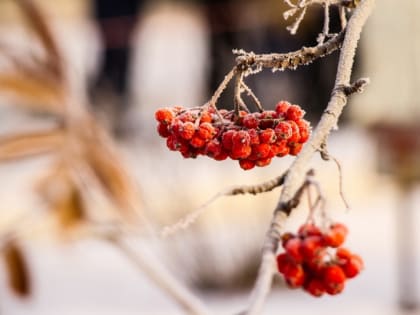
[243,0,375,313]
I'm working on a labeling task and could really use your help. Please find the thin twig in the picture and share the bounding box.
[317,0,330,44]
[242,1,375,313]
[162,173,287,237]
[208,68,236,108]
[234,72,247,116]
[241,82,264,112]
[339,5,348,29]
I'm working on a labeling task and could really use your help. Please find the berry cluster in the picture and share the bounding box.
[276,222,363,297]
[155,101,311,170]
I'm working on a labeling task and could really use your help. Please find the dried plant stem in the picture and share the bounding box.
[241,82,264,112]
[162,173,287,237]
[105,235,211,315]
[243,0,375,314]
[208,68,236,108]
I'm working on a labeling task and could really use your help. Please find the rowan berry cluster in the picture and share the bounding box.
[155,101,311,170]
[276,222,363,297]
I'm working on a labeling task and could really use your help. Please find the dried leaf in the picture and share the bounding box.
[16,0,62,80]
[85,137,138,217]
[0,128,64,162]
[0,73,63,115]
[3,241,31,297]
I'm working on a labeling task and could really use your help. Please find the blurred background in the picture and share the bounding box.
[0,0,419,314]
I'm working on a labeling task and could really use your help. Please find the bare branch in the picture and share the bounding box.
[243,0,375,313]
[235,30,345,73]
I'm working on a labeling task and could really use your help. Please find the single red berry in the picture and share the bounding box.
[297,119,311,143]
[336,247,353,260]
[289,143,303,156]
[286,104,305,121]
[284,237,303,263]
[200,111,212,123]
[275,101,291,118]
[166,135,179,151]
[177,121,195,140]
[222,130,236,150]
[155,108,174,124]
[341,254,364,278]
[281,232,296,247]
[243,114,260,129]
[323,265,346,295]
[214,150,228,161]
[255,157,272,167]
[276,253,294,274]
[284,264,306,288]
[178,111,194,122]
[323,223,348,248]
[298,223,322,237]
[287,120,301,144]
[239,159,255,170]
[205,139,222,158]
[197,122,215,140]
[248,128,260,145]
[300,235,324,260]
[274,121,292,140]
[190,135,206,148]
[251,143,271,159]
[232,130,251,147]
[230,144,252,160]
[259,128,276,144]
[273,141,290,157]
[304,278,326,297]
[157,122,171,138]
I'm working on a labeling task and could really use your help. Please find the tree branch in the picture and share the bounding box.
[242,0,375,313]
[235,30,345,73]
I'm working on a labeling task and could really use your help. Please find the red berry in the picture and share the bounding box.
[323,265,346,295]
[336,247,353,260]
[281,232,296,247]
[341,255,364,278]
[274,121,292,140]
[284,264,306,288]
[200,111,212,123]
[177,121,195,140]
[275,100,291,118]
[155,108,174,124]
[232,130,251,147]
[297,119,311,143]
[205,139,222,158]
[230,144,252,160]
[287,120,301,144]
[239,159,255,170]
[243,114,259,129]
[300,236,324,260]
[251,143,271,159]
[157,122,171,138]
[276,253,294,274]
[255,157,272,167]
[298,223,322,237]
[286,105,305,121]
[323,223,348,248]
[222,130,235,150]
[248,128,260,145]
[289,143,303,156]
[259,128,276,144]
[273,141,290,157]
[284,237,303,263]
[190,135,206,148]
[197,122,215,140]
[304,278,325,297]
